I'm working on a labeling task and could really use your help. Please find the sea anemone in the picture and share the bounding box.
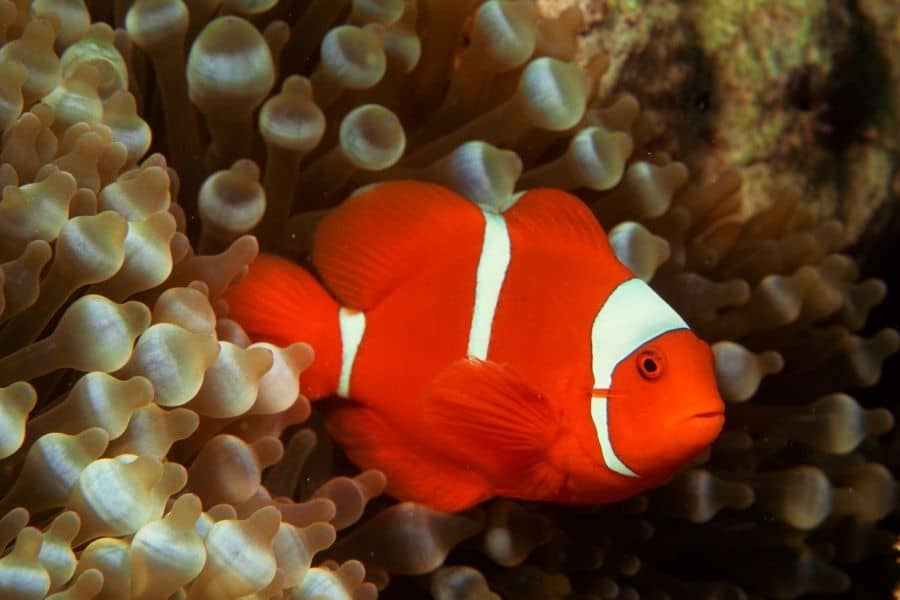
[0,1,896,598]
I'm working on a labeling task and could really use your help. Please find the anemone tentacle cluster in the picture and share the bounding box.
[0,1,895,598]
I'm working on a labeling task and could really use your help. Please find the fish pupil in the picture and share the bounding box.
[637,350,664,379]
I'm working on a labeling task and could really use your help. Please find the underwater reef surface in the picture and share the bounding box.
[542,0,900,244]
[0,0,896,598]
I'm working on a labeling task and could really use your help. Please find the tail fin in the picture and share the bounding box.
[223,253,341,400]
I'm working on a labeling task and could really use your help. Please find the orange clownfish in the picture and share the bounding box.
[224,181,725,512]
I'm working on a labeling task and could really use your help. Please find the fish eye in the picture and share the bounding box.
[636,349,664,380]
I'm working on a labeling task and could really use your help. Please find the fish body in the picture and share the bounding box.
[225,181,724,511]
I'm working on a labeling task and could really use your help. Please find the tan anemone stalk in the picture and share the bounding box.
[0,1,896,599]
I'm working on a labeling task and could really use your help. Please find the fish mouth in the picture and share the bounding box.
[681,411,725,440]
[691,410,725,419]
[683,410,725,425]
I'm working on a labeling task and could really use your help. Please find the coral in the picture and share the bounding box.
[0,0,895,599]
[550,0,900,249]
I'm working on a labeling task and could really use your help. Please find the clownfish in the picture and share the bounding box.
[224,181,725,512]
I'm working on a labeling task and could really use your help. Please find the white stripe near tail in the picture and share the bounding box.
[338,308,366,397]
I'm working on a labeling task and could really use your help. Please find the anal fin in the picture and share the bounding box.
[324,400,494,512]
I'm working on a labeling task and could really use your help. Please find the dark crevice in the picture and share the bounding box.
[613,19,717,161]
[817,0,892,154]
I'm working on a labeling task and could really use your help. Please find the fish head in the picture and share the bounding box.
[582,278,724,490]
[599,328,724,484]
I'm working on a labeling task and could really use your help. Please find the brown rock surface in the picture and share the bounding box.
[539,0,900,246]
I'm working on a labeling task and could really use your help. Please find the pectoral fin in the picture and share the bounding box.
[422,358,564,496]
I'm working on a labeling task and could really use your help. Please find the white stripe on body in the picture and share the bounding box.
[590,278,689,477]
[338,307,366,397]
[467,208,512,360]
[336,198,518,397]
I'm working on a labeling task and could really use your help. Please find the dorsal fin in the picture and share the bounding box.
[504,187,618,265]
[312,181,483,310]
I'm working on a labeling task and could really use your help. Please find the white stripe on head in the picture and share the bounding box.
[467,208,511,359]
[338,308,366,397]
[590,395,637,477]
[590,278,689,477]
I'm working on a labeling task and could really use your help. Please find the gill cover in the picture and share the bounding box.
[589,278,689,477]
